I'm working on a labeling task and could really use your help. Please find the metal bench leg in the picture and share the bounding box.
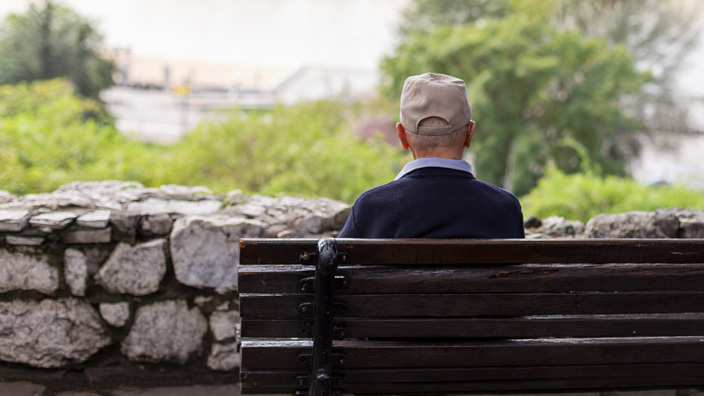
[310,238,339,396]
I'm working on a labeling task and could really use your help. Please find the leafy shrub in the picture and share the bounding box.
[166,101,406,202]
[0,80,406,203]
[521,166,704,222]
[0,79,164,193]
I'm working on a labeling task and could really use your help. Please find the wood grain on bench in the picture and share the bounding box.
[238,238,704,395]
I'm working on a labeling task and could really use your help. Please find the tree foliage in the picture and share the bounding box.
[0,1,114,99]
[554,0,703,134]
[398,0,703,134]
[398,0,511,37]
[553,0,702,85]
[382,6,648,195]
[401,0,702,83]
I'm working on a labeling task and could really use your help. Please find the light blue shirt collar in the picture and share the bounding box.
[394,158,474,181]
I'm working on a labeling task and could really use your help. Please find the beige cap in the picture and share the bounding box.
[399,72,472,135]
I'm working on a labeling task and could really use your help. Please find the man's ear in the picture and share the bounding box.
[396,122,410,150]
[464,120,476,148]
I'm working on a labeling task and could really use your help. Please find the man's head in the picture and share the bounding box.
[397,72,476,159]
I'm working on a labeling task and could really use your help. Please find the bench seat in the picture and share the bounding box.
[238,238,704,395]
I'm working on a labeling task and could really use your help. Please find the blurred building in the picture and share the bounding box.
[102,51,380,143]
[272,66,379,104]
[108,48,289,93]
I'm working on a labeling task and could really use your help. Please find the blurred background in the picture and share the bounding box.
[0,0,703,221]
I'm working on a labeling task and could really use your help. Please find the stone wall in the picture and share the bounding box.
[1,181,703,394]
[524,209,704,239]
[0,181,350,394]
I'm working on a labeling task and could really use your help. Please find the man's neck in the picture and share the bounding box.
[412,152,464,160]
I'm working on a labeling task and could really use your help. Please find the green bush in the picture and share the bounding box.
[521,166,704,222]
[0,79,165,193]
[0,79,406,203]
[166,101,406,202]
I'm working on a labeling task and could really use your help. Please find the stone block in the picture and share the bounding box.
[262,223,288,238]
[83,245,112,276]
[127,198,222,216]
[64,248,88,296]
[540,216,585,237]
[0,190,16,204]
[158,184,213,198]
[0,298,111,368]
[76,209,111,228]
[99,302,130,327]
[121,300,207,364]
[109,212,140,243]
[653,209,682,237]
[53,180,142,209]
[333,207,353,230]
[673,209,704,238]
[170,216,262,293]
[95,239,167,296]
[29,212,77,230]
[293,214,326,235]
[524,215,542,229]
[221,218,265,240]
[236,203,266,218]
[0,249,59,294]
[206,341,240,371]
[0,209,30,232]
[209,310,239,342]
[5,235,45,246]
[61,227,112,244]
[139,213,174,236]
[585,211,677,238]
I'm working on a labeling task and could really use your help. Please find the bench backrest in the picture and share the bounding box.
[238,238,704,395]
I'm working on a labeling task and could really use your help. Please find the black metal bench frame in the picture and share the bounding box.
[238,238,704,396]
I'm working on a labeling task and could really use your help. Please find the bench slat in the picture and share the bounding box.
[239,238,704,265]
[239,239,317,265]
[240,292,704,319]
[241,337,704,369]
[242,363,704,385]
[239,263,704,294]
[242,376,704,395]
[241,364,704,394]
[242,314,704,338]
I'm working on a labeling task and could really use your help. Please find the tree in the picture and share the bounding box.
[398,0,511,38]
[554,0,702,86]
[381,7,648,195]
[401,0,701,82]
[398,0,703,134]
[0,1,114,99]
[554,0,703,134]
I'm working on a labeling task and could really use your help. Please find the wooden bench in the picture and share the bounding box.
[238,238,704,395]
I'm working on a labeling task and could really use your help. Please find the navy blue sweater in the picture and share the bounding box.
[339,167,525,238]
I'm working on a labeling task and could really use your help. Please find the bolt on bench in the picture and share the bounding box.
[238,238,704,395]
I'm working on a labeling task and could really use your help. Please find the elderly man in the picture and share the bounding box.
[339,72,524,238]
